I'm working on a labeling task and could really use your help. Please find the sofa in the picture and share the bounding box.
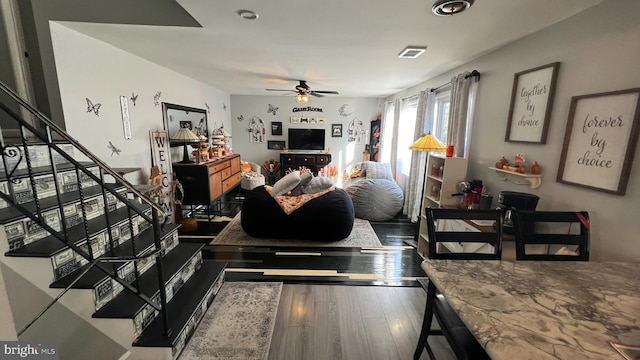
[343,161,404,221]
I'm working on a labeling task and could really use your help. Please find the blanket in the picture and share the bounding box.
[264,185,335,215]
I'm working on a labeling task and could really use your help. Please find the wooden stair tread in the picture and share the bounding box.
[133,260,226,347]
[51,239,195,290]
[49,261,125,289]
[0,161,96,181]
[0,183,125,224]
[4,203,151,257]
[107,224,180,258]
[92,242,204,319]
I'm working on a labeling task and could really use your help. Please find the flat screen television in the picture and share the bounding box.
[288,128,325,150]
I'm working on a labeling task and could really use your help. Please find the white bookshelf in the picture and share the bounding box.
[416,154,468,258]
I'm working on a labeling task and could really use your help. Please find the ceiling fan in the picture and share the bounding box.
[266,80,338,103]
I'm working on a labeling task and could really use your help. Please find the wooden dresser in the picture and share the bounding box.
[172,154,241,205]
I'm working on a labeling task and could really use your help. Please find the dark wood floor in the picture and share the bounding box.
[192,193,426,286]
[179,189,455,359]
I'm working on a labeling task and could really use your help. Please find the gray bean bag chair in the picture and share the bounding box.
[344,163,404,221]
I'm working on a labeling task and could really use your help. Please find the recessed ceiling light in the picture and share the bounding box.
[432,0,474,16]
[237,9,259,20]
[398,46,428,59]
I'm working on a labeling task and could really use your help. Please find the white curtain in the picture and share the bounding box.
[404,91,436,222]
[447,72,478,158]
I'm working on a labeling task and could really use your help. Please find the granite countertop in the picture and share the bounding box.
[421,260,640,359]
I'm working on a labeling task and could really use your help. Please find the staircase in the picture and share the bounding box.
[0,82,225,359]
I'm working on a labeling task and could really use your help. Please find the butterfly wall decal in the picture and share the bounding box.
[153,91,162,106]
[86,98,101,116]
[107,141,122,156]
[223,103,227,111]
[130,93,138,106]
[237,115,244,122]
[267,104,278,116]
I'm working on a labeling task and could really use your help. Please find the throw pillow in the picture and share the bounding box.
[290,171,313,196]
[271,170,301,197]
[363,162,393,181]
[301,176,334,194]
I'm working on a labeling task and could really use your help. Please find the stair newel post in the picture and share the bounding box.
[0,143,21,212]
[152,209,172,338]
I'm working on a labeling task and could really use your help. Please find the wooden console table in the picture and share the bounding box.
[280,152,331,177]
[172,154,241,210]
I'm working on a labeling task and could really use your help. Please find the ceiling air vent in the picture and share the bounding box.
[398,46,427,59]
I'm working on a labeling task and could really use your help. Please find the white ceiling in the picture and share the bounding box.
[60,0,605,97]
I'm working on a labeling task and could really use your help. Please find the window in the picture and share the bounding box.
[432,91,450,144]
[380,102,395,164]
[398,96,418,176]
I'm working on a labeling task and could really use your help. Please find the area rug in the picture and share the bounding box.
[209,213,383,248]
[180,281,282,360]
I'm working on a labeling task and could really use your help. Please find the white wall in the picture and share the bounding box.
[389,0,640,261]
[230,95,381,178]
[50,21,231,182]
[0,264,18,341]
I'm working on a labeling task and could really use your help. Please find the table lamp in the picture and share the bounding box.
[172,128,200,163]
[409,133,447,220]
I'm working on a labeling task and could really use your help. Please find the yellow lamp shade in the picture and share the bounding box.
[409,133,447,152]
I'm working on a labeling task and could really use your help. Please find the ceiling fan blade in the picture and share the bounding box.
[311,90,339,95]
[310,92,325,98]
[265,88,295,92]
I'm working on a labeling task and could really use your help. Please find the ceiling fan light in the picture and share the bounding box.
[432,0,474,16]
[295,94,310,104]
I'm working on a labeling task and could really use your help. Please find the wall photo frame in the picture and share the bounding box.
[332,124,342,137]
[557,88,640,195]
[505,62,560,143]
[271,121,282,135]
[267,140,286,150]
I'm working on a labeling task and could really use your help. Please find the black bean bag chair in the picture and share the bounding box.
[241,186,355,241]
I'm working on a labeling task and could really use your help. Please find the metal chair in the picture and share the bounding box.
[512,210,590,261]
[414,208,502,360]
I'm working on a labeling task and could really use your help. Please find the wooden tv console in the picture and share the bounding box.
[280,152,331,177]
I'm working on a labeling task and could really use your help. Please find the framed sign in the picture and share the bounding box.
[271,121,282,135]
[505,62,560,143]
[267,140,285,150]
[332,124,342,137]
[557,88,640,195]
[149,130,174,222]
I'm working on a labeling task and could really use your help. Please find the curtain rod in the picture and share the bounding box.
[430,70,481,93]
